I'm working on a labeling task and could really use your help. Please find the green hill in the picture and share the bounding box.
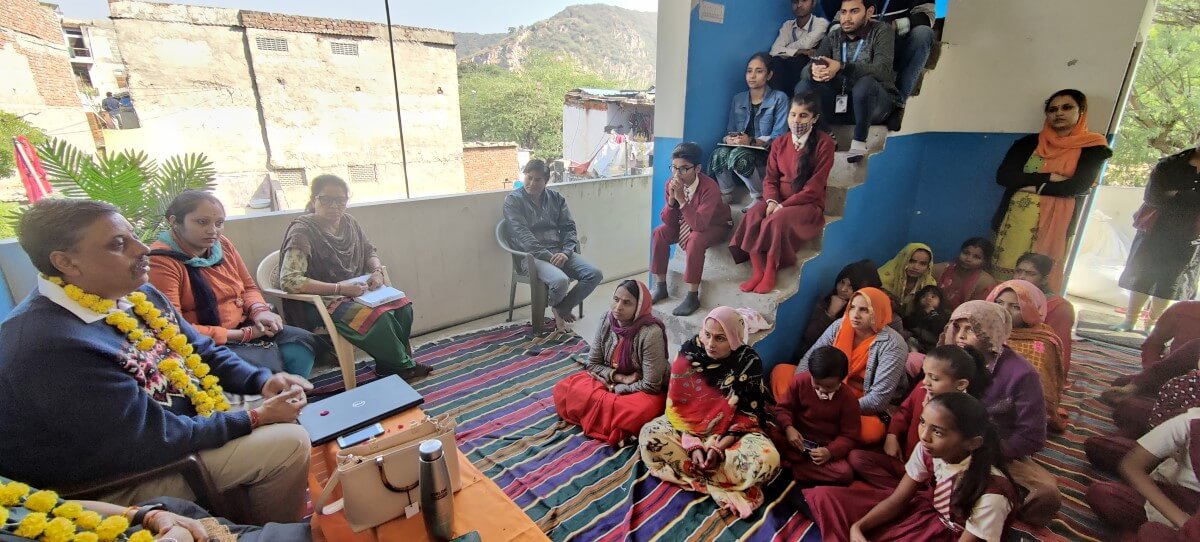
[456,4,656,88]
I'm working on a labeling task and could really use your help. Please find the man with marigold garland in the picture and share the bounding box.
[0,199,313,526]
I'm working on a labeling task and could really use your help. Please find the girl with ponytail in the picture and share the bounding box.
[729,92,836,294]
[805,392,1018,542]
[848,345,992,489]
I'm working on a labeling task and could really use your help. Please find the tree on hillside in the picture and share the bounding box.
[458,53,625,160]
[1107,2,1200,186]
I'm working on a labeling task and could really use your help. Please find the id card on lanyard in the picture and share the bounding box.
[836,39,864,113]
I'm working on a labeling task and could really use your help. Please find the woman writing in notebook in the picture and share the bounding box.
[278,175,432,381]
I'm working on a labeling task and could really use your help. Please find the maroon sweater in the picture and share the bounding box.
[772,372,861,458]
[659,172,732,232]
[888,385,928,457]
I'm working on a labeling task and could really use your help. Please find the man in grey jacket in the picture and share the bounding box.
[503,159,604,329]
[796,0,899,163]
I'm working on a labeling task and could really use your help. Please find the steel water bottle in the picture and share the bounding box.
[418,439,454,541]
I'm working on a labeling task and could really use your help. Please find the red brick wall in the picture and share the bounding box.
[0,0,64,43]
[240,11,372,37]
[463,145,519,193]
[1,0,80,108]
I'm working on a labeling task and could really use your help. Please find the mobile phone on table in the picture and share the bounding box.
[337,423,385,448]
[450,532,482,542]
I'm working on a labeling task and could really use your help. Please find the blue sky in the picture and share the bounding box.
[52,0,657,33]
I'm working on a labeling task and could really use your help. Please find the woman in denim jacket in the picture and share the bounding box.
[709,52,790,211]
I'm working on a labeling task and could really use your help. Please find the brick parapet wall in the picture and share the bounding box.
[464,145,519,193]
[0,0,64,43]
[240,11,373,38]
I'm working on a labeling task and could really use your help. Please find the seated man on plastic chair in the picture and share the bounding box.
[502,159,604,330]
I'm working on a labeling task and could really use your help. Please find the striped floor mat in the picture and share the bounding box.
[310,324,1140,541]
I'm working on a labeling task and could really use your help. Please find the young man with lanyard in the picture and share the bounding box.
[796,0,899,162]
[769,0,831,95]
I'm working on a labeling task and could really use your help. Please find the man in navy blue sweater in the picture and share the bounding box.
[0,199,314,525]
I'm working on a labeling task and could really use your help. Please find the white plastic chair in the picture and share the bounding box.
[256,250,390,390]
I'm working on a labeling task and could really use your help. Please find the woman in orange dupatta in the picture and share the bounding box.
[777,287,908,444]
[987,279,1069,432]
[992,89,1112,291]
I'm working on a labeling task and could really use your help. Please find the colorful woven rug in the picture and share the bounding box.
[309,323,1141,541]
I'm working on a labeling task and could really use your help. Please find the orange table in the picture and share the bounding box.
[308,408,549,542]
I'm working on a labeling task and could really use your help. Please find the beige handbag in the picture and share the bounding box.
[314,413,462,532]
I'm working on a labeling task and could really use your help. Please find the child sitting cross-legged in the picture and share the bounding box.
[805,393,1019,542]
[767,346,861,484]
[849,344,991,490]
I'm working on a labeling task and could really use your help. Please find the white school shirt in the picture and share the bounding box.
[1137,407,1200,525]
[905,444,1013,542]
[770,16,831,57]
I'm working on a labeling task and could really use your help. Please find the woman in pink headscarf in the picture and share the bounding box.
[638,306,781,518]
[553,280,669,445]
[987,279,1068,431]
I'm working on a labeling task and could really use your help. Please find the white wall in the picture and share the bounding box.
[901,0,1154,135]
[0,176,653,332]
[652,0,691,139]
[562,105,610,164]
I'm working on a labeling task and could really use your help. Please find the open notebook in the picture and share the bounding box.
[348,274,406,307]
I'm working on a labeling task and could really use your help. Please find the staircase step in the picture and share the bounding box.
[655,249,818,346]
[832,125,889,152]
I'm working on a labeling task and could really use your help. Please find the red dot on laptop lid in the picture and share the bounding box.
[320,410,330,416]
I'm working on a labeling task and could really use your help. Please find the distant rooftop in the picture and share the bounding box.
[566,87,655,106]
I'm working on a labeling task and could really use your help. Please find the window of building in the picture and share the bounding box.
[273,169,307,188]
[255,36,289,52]
[72,65,93,88]
[64,28,90,58]
[331,42,359,56]
[348,164,377,183]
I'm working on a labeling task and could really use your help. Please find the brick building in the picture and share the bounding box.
[0,0,96,159]
[463,142,521,193]
[103,0,466,211]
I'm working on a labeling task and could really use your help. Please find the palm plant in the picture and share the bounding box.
[9,138,217,242]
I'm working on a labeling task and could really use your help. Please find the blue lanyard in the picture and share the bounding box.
[876,0,892,19]
[790,16,814,42]
[842,40,865,63]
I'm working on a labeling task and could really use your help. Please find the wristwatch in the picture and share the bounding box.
[132,503,166,528]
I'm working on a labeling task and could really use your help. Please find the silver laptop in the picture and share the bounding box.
[299,375,424,445]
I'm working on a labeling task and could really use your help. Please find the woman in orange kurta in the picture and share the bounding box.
[149,190,320,376]
[1013,252,1075,381]
[730,92,835,294]
[992,89,1112,291]
[775,287,908,444]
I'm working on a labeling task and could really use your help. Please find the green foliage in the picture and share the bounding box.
[0,111,49,179]
[1107,18,1200,186]
[458,54,626,160]
[6,138,217,242]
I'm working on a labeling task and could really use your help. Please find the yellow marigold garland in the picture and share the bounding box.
[45,276,229,416]
[0,482,148,541]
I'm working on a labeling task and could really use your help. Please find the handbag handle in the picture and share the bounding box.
[376,455,419,493]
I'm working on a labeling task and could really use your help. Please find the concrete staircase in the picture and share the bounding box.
[653,30,946,347]
[653,125,888,346]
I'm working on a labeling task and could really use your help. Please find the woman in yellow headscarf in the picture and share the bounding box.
[876,242,935,314]
[992,89,1112,291]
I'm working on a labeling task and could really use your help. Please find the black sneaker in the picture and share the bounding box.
[397,363,434,381]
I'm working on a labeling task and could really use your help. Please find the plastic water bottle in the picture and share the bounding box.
[418,439,454,541]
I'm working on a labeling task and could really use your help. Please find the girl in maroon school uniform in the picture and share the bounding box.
[729,92,835,294]
[849,344,992,490]
[805,393,1017,542]
[1086,408,1200,541]
[768,346,862,484]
